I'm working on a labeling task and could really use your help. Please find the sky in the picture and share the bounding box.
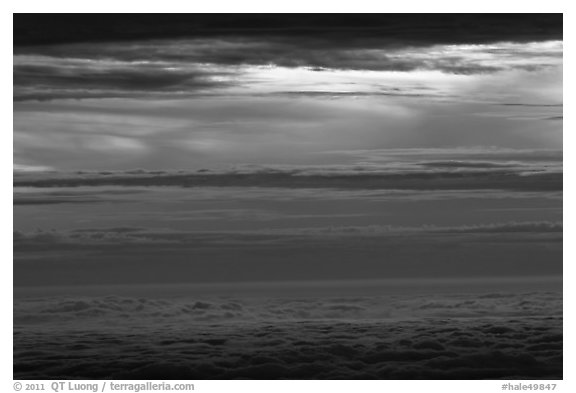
[13,14,562,288]
[11,16,565,384]
[13,14,562,172]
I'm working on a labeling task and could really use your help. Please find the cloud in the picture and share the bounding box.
[13,163,54,172]
[13,70,562,171]
[15,14,561,48]
[12,221,562,247]
[13,17,562,174]
[13,39,562,102]
[14,227,562,287]
[13,228,157,245]
[14,291,562,379]
[12,163,562,192]
[437,221,562,233]
[14,290,562,326]
[326,147,563,163]
[246,221,563,236]
[416,160,521,169]
[13,188,146,205]
[14,55,240,101]
[11,184,562,211]
[262,89,450,99]
[13,15,562,103]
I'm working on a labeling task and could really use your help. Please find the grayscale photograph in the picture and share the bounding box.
[13,14,562,380]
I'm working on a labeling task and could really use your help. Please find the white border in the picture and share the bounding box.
[3,1,570,13]
[4,4,570,392]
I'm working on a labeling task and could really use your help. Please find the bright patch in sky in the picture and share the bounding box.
[14,38,562,171]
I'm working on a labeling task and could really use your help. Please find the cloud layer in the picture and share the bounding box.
[13,221,563,247]
[14,15,562,172]
[13,165,562,192]
[14,39,562,101]
[15,15,562,47]
[14,290,562,379]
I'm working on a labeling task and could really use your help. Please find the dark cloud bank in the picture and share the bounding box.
[12,221,563,246]
[13,168,562,192]
[13,15,562,101]
[14,14,562,47]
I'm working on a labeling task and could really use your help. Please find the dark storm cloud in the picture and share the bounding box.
[13,15,562,101]
[14,14,562,47]
[13,55,239,101]
[12,16,563,181]
[14,37,563,78]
